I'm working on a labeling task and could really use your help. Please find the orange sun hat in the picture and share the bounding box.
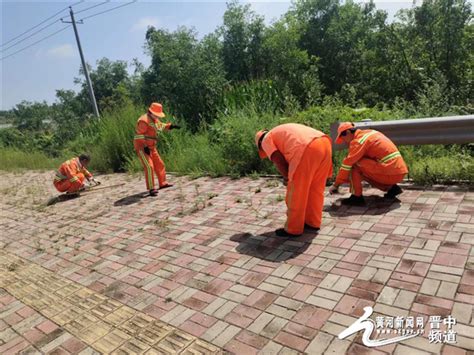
[335,122,355,144]
[148,103,166,118]
[255,130,268,159]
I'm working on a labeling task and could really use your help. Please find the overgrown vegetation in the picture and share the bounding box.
[1,0,473,185]
[0,148,64,171]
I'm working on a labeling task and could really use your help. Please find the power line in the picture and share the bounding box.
[68,7,100,117]
[1,0,138,61]
[1,21,60,53]
[79,0,137,21]
[1,1,83,48]
[0,26,71,61]
[74,0,110,15]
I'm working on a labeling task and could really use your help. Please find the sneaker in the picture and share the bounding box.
[275,228,302,237]
[149,189,158,196]
[384,184,403,199]
[304,224,320,233]
[341,195,366,206]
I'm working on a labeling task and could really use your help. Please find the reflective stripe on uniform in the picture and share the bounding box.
[284,183,295,231]
[380,151,401,163]
[358,130,377,144]
[69,176,79,183]
[341,164,352,171]
[139,150,153,189]
[55,172,67,181]
[150,121,165,132]
[134,135,157,140]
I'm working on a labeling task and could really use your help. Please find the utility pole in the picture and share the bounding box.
[62,7,100,118]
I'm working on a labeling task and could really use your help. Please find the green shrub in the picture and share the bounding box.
[2,101,472,185]
[401,145,474,184]
[409,155,474,184]
[161,130,227,176]
[87,105,142,172]
[210,107,278,175]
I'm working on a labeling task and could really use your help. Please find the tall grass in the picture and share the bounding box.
[401,145,474,184]
[2,102,471,185]
[79,103,474,184]
[0,148,64,171]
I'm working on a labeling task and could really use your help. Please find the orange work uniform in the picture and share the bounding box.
[261,123,333,235]
[335,129,408,196]
[133,114,171,190]
[53,157,92,193]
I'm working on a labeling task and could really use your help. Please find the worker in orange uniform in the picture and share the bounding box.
[134,102,180,196]
[329,122,408,205]
[53,154,99,193]
[256,123,333,237]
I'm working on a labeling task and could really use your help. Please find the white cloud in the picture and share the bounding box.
[47,44,74,58]
[131,17,160,32]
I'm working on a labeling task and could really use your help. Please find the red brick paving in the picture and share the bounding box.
[0,171,473,354]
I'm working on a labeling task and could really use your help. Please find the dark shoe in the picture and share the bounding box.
[149,189,158,196]
[341,195,366,206]
[304,224,320,232]
[159,183,173,190]
[384,184,402,199]
[275,228,302,237]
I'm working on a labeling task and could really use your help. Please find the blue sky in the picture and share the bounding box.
[1,0,414,110]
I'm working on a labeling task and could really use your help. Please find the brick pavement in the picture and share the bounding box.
[0,171,473,354]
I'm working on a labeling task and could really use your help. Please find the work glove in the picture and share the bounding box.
[170,124,181,130]
[329,184,339,194]
[143,146,151,155]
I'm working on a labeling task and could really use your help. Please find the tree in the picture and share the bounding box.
[221,0,266,82]
[395,0,473,103]
[263,16,323,107]
[12,101,52,131]
[142,27,227,128]
[50,89,89,146]
[75,58,132,113]
[291,0,389,102]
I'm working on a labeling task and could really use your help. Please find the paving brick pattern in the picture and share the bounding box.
[0,251,220,355]
[0,171,473,354]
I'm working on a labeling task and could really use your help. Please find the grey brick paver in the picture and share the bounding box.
[0,172,473,354]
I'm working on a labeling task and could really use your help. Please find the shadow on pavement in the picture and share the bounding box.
[114,192,150,206]
[230,231,314,261]
[325,195,401,216]
[46,193,80,206]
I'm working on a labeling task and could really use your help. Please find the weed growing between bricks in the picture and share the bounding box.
[1,172,473,353]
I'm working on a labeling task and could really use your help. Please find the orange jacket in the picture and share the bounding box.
[54,157,92,184]
[335,129,408,185]
[261,123,328,181]
[133,114,171,149]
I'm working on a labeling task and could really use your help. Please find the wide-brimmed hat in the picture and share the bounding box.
[255,130,268,159]
[148,102,165,118]
[335,122,355,144]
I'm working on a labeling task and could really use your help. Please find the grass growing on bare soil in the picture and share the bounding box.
[0,148,64,171]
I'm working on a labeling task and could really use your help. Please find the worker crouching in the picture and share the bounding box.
[256,123,333,237]
[53,154,99,193]
[134,102,180,196]
[329,122,408,205]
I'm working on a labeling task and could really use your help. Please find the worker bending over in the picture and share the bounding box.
[54,154,99,193]
[329,122,408,205]
[134,102,180,196]
[256,123,333,237]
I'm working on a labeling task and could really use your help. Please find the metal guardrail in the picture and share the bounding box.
[330,115,474,150]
